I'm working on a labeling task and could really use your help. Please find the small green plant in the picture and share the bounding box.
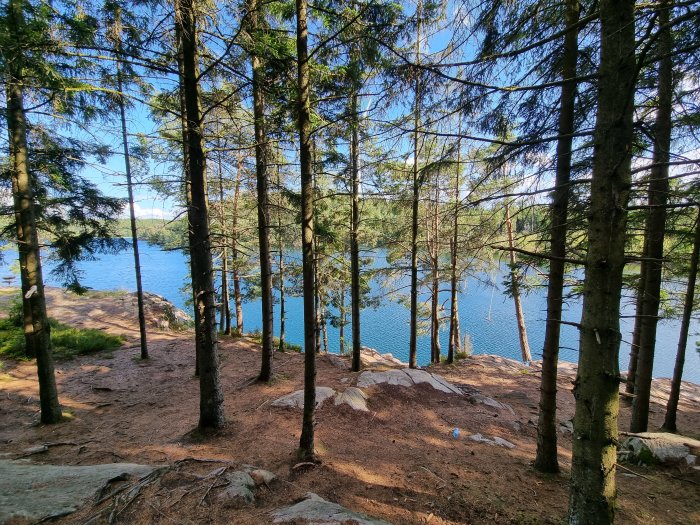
[0,307,124,360]
[273,336,301,353]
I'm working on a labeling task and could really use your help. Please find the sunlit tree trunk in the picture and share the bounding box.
[296,0,317,461]
[505,203,532,363]
[247,0,274,382]
[663,208,700,432]
[232,155,244,333]
[535,0,579,474]
[408,0,422,369]
[568,0,636,521]
[350,88,362,372]
[174,0,224,429]
[631,0,673,433]
[5,0,61,423]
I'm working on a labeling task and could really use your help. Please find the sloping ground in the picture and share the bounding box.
[0,289,699,524]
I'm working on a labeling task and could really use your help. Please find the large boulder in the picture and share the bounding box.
[620,432,700,465]
[334,387,369,411]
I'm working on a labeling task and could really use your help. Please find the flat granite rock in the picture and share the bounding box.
[0,460,154,524]
[357,368,463,395]
[272,492,392,525]
[334,387,369,411]
[271,387,336,409]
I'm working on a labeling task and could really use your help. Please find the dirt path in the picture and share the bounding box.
[0,289,698,524]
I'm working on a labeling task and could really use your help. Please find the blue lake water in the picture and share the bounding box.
[2,241,699,383]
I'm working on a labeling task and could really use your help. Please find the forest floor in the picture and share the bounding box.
[1,287,699,525]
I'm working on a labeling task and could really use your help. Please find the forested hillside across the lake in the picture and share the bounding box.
[1,0,699,524]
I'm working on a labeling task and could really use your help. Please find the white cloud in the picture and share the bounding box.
[127,202,176,220]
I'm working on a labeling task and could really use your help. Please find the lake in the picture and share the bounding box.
[2,241,699,383]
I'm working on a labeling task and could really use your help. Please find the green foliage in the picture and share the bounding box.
[0,298,124,360]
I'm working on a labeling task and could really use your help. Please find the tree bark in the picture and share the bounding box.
[447,132,462,364]
[630,1,673,433]
[430,181,440,364]
[113,13,148,360]
[663,209,700,432]
[174,0,225,429]
[350,89,362,371]
[408,0,422,370]
[535,0,579,474]
[217,151,230,335]
[232,155,244,333]
[247,0,274,382]
[296,0,317,461]
[625,262,646,395]
[567,0,636,522]
[505,203,532,363]
[277,165,286,352]
[5,0,62,424]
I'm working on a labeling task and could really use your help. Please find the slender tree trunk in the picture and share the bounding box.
[567,0,636,521]
[408,0,422,369]
[232,155,243,333]
[296,0,317,461]
[535,0,579,474]
[625,264,646,395]
[630,1,673,433]
[5,0,61,423]
[277,166,286,352]
[339,280,346,355]
[321,301,328,353]
[505,203,532,363]
[314,234,321,354]
[430,182,440,364]
[173,6,199,374]
[663,209,700,432]
[114,42,148,360]
[350,89,362,371]
[448,133,461,364]
[175,0,224,429]
[217,156,230,335]
[247,0,274,382]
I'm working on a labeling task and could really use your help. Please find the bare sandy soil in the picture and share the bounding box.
[0,288,699,524]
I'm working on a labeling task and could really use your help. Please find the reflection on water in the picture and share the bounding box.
[1,242,698,383]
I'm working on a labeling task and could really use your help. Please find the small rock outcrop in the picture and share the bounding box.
[271,387,337,409]
[466,433,516,449]
[334,387,369,412]
[357,368,462,395]
[272,492,392,525]
[0,460,155,524]
[216,471,256,505]
[619,432,700,466]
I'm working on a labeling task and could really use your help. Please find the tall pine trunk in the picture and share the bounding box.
[535,0,579,474]
[175,0,224,429]
[630,1,673,433]
[663,209,700,432]
[217,153,231,335]
[567,0,636,521]
[247,0,274,382]
[277,166,286,352]
[296,0,317,461]
[6,0,61,423]
[408,0,422,369]
[350,89,362,372]
[232,155,244,333]
[447,133,462,364]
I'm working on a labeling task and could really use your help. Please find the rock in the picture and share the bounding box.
[466,393,515,414]
[22,444,48,455]
[620,432,700,466]
[334,387,369,412]
[359,347,406,369]
[271,387,336,409]
[272,492,392,525]
[466,433,516,449]
[217,471,256,505]
[559,419,574,434]
[249,469,277,487]
[326,355,350,370]
[0,460,154,524]
[357,370,414,388]
[404,369,462,395]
